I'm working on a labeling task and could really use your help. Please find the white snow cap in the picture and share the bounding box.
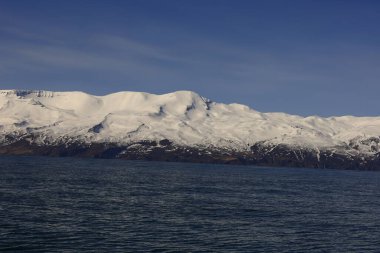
[1,89,379,150]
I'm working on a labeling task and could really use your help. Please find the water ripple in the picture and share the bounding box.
[1,156,380,252]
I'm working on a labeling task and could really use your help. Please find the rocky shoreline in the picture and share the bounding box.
[1,138,379,171]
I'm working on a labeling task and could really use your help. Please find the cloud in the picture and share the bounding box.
[1,17,380,116]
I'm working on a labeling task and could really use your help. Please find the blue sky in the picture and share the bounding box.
[0,0,379,116]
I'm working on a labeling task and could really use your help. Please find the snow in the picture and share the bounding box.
[1,89,380,153]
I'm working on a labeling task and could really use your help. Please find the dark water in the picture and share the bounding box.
[1,156,380,252]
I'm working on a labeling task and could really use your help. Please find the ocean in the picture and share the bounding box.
[1,156,380,252]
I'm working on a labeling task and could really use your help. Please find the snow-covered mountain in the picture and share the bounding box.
[1,89,380,170]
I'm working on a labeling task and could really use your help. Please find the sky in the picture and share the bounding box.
[0,0,379,116]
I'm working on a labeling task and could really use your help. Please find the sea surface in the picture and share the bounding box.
[1,156,380,252]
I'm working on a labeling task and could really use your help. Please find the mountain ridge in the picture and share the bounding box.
[1,89,380,170]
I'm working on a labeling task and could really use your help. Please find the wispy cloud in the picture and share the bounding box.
[0,7,379,116]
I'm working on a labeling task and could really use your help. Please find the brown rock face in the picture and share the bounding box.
[0,139,379,170]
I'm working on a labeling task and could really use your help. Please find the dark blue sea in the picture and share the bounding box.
[1,156,380,252]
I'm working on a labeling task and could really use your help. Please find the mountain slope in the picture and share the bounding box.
[1,90,379,170]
